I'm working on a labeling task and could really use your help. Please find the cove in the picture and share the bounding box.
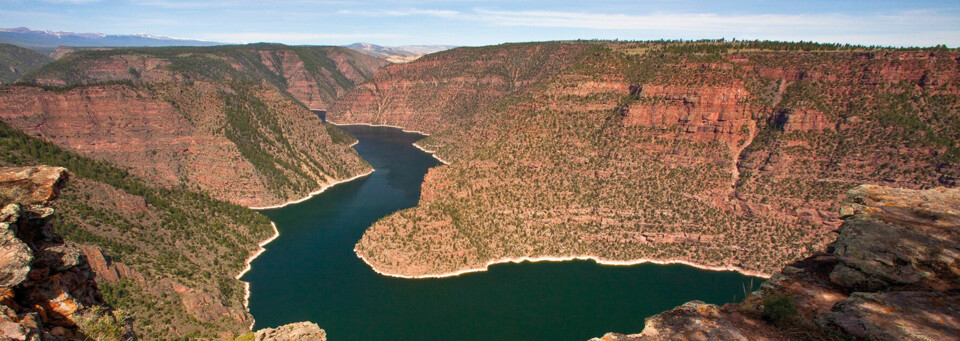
[243,125,762,340]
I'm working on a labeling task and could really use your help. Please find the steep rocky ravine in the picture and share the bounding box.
[0,164,325,340]
[338,41,959,278]
[0,44,388,207]
[0,120,277,338]
[0,43,51,85]
[594,184,960,340]
[0,83,369,207]
[0,43,387,338]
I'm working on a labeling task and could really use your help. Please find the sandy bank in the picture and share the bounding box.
[236,221,280,325]
[355,251,771,280]
[411,142,451,165]
[327,121,432,136]
[248,169,375,210]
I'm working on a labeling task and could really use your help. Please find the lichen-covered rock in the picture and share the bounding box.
[0,218,32,288]
[255,322,326,341]
[597,185,960,340]
[818,291,960,341]
[829,185,960,292]
[624,301,749,341]
[0,166,69,206]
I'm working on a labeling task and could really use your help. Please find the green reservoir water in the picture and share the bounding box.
[245,125,762,340]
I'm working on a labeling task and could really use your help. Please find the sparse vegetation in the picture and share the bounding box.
[0,119,273,338]
[762,295,799,327]
[349,41,958,277]
[0,43,52,84]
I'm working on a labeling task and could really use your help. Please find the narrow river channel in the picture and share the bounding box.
[244,124,761,340]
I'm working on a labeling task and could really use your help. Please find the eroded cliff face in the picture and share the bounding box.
[0,44,389,207]
[0,166,133,341]
[0,83,369,207]
[23,45,388,111]
[594,184,960,340]
[330,42,592,133]
[341,42,959,278]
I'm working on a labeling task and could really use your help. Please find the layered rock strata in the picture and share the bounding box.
[1,44,388,207]
[0,83,369,207]
[341,42,959,278]
[21,45,388,111]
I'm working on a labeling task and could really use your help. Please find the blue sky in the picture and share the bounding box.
[1,0,959,47]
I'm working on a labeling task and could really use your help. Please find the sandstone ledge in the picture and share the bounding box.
[593,184,960,340]
[254,322,326,341]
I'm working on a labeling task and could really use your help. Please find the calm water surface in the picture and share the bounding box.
[244,125,761,340]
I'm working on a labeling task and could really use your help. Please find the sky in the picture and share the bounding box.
[1,0,959,47]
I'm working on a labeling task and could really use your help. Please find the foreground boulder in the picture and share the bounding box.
[254,322,326,341]
[595,184,960,340]
[0,166,134,340]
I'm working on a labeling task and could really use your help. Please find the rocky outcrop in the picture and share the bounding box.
[625,84,757,146]
[0,167,70,205]
[0,166,133,340]
[254,322,326,341]
[78,245,144,283]
[595,184,960,340]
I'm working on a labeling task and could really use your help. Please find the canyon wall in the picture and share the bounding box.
[0,44,389,207]
[330,42,591,135]
[0,83,369,207]
[21,44,388,110]
[0,43,392,337]
[336,42,959,277]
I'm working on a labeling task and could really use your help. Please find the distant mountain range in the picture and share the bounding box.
[345,42,456,63]
[0,27,221,54]
[0,27,455,62]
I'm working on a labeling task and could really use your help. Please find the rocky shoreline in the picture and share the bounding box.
[235,221,280,328]
[411,142,451,165]
[355,251,771,279]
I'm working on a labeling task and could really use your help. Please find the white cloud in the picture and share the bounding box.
[338,8,460,17]
[131,0,238,9]
[39,0,101,3]
[337,7,959,46]
[202,32,405,44]
[467,10,835,31]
